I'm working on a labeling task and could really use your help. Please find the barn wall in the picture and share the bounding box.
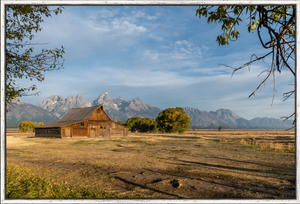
[69,121,87,128]
[88,120,110,127]
[110,128,124,137]
[88,107,110,121]
[35,128,61,138]
[88,124,110,137]
[110,122,126,129]
[123,128,128,137]
[61,126,72,138]
[109,121,129,137]
[73,127,88,136]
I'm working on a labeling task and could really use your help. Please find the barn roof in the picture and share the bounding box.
[35,105,105,128]
[35,121,83,128]
[59,105,103,121]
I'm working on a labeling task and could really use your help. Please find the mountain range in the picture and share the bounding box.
[6,91,293,129]
[6,100,59,128]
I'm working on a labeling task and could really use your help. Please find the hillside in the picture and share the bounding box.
[6,101,60,128]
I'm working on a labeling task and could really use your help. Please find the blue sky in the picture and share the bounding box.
[17,6,294,120]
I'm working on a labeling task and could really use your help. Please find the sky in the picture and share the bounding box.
[15,6,294,120]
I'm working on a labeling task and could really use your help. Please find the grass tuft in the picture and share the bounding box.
[6,164,137,198]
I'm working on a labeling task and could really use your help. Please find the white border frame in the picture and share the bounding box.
[0,0,299,203]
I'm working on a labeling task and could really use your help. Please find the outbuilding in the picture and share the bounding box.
[35,105,128,138]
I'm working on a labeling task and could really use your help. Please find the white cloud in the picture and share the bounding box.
[33,7,152,59]
[147,13,160,20]
[148,34,163,41]
[141,40,204,70]
[175,40,188,45]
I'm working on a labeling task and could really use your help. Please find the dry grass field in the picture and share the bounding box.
[6,129,295,199]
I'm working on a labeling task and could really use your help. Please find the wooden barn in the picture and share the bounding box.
[35,105,128,139]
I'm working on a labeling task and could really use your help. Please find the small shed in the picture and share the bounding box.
[35,105,128,139]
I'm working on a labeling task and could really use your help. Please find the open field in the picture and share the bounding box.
[6,130,295,199]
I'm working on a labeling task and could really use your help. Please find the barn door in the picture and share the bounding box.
[123,129,127,137]
[96,126,100,137]
[65,127,71,138]
[103,127,110,138]
[90,127,96,137]
[99,127,104,137]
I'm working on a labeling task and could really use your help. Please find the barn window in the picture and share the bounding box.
[104,126,106,129]
[81,122,84,127]
[100,126,103,129]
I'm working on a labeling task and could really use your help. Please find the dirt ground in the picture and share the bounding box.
[6,130,296,199]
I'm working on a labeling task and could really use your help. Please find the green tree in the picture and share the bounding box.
[6,6,65,108]
[123,117,142,132]
[196,5,295,123]
[139,118,157,133]
[156,107,191,133]
[123,117,157,132]
[18,121,37,132]
[218,126,222,131]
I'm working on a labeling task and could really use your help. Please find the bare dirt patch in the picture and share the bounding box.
[6,130,295,199]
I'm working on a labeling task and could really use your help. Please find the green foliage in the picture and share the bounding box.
[156,107,191,133]
[6,6,65,106]
[116,120,122,124]
[218,126,222,131]
[18,121,43,132]
[123,117,140,131]
[196,5,294,46]
[123,117,157,132]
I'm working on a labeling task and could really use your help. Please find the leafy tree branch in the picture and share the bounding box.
[196,5,295,124]
[6,6,65,108]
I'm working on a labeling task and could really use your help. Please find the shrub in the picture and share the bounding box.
[18,121,44,133]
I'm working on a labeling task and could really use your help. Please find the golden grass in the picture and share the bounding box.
[5,131,296,199]
[220,138,295,152]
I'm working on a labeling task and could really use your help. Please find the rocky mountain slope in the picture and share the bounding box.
[36,92,161,122]
[6,100,60,128]
[250,117,293,129]
[36,94,91,118]
[209,109,261,129]
[184,107,236,129]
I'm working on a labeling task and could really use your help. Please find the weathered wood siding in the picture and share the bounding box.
[110,122,128,137]
[35,128,61,138]
[110,122,125,129]
[73,128,88,136]
[61,127,71,138]
[88,120,110,127]
[88,107,110,121]
[88,124,110,138]
[70,121,87,128]
[110,128,123,137]
[123,128,128,137]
